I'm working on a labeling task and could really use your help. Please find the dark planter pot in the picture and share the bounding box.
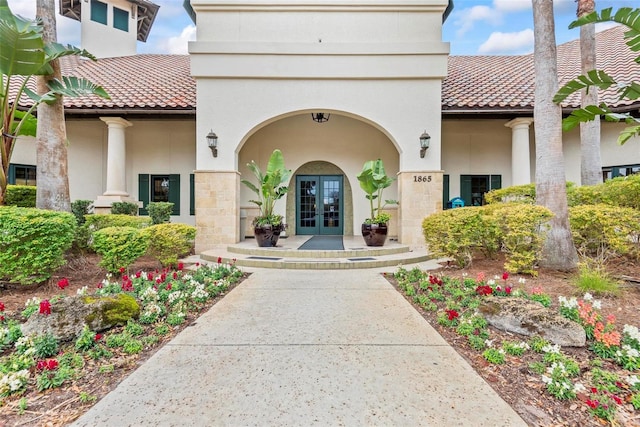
[361,223,388,247]
[254,224,284,247]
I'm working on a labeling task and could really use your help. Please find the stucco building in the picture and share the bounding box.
[9,0,640,252]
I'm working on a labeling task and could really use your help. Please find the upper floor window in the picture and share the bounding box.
[90,0,108,25]
[113,7,129,32]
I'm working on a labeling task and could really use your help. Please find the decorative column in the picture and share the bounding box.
[505,118,534,186]
[94,117,136,213]
[398,170,443,248]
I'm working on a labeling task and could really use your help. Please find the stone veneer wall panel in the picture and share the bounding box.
[195,171,241,252]
[398,171,443,247]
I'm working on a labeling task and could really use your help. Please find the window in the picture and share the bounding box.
[189,174,195,216]
[460,175,501,207]
[8,164,36,186]
[90,0,108,25]
[138,174,180,215]
[602,164,640,181]
[113,7,129,32]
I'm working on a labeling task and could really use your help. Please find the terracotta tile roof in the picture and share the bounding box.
[443,25,640,113]
[9,25,639,116]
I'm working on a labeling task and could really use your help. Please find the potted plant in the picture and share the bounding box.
[241,149,291,247]
[357,159,398,246]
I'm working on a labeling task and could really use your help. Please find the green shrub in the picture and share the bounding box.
[573,262,620,296]
[111,201,139,216]
[489,203,554,275]
[600,174,640,210]
[567,184,603,207]
[33,333,59,358]
[0,207,76,284]
[71,200,93,225]
[147,202,174,224]
[92,226,150,273]
[84,214,151,231]
[5,185,36,207]
[422,207,500,267]
[142,223,196,267]
[569,204,640,261]
[485,184,536,205]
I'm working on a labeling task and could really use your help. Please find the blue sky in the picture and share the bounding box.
[7,0,640,56]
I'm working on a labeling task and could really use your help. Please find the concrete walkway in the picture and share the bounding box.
[72,268,527,426]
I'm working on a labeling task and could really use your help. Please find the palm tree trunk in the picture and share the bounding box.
[35,0,71,211]
[578,0,602,185]
[533,0,578,271]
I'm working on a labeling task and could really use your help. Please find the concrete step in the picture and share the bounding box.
[197,235,432,270]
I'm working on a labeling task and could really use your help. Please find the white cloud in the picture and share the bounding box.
[478,29,534,54]
[493,0,531,13]
[157,25,196,55]
[454,5,501,37]
[7,0,81,46]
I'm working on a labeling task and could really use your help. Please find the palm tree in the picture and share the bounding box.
[36,0,70,211]
[0,0,108,207]
[577,0,602,185]
[532,0,578,270]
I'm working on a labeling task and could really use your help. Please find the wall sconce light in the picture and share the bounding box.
[311,112,330,123]
[419,131,431,158]
[206,130,218,157]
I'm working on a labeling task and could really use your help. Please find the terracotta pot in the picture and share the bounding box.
[361,223,388,247]
[254,224,284,247]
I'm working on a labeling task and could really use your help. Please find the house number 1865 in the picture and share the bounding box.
[413,175,432,183]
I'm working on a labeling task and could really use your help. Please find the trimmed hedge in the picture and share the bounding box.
[569,204,640,261]
[111,201,139,216]
[0,207,76,284]
[142,223,196,267]
[147,202,173,224]
[93,226,150,273]
[5,185,36,207]
[84,214,151,231]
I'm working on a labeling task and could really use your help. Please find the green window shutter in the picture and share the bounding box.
[113,7,129,32]
[8,164,16,185]
[90,0,108,25]
[168,174,180,216]
[189,174,195,216]
[138,174,150,215]
[490,175,502,191]
[460,175,472,207]
[442,174,450,209]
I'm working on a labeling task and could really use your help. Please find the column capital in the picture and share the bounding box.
[100,116,133,128]
[505,117,534,130]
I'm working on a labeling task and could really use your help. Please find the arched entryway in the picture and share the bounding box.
[286,161,354,236]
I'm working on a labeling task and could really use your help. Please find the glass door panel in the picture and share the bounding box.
[296,175,343,235]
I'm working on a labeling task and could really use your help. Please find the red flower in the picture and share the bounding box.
[37,359,58,371]
[475,285,493,296]
[0,315,4,322]
[591,387,598,394]
[135,271,142,278]
[39,300,52,316]
[94,333,103,341]
[173,272,178,280]
[122,274,129,282]
[502,272,509,281]
[166,283,172,291]
[612,395,622,405]
[121,280,133,292]
[217,257,222,264]
[97,282,103,289]
[505,286,512,295]
[0,301,4,311]
[57,278,69,290]
[119,267,125,274]
[195,262,200,267]
[586,399,598,409]
[160,273,167,282]
[445,309,459,321]
[178,262,184,270]
[147,272,154,281]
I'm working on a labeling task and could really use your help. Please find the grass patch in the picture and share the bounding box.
[573,263,620,296]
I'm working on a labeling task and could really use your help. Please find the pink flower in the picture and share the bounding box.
[57,278,69,290]
[606,314,616,324]
[39,300,52,316]
[476,272,486,282]
[531,286,543,295]
[97,282,103,289]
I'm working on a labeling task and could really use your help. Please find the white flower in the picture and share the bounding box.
[623,345,640,358]
[624,325,640,342]
[573,383,587,393]
[627,375,640,387]
[461,272,468,278]
[484,339,494,348]
[583,292,593,301]
[141,287,158,301]
[542,344,561,354]
[493,275,500,280]
[518,277,526,284]
[76,286,89,295]
[592,300,602,310]
[488,279,496,286]
[541,375,552,384]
